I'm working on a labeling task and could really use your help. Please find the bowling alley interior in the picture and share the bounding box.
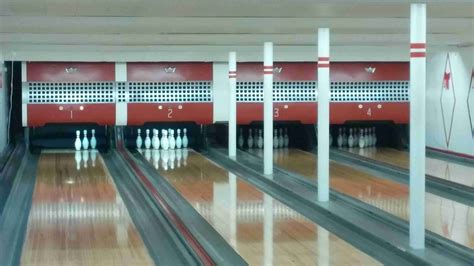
[0,1,473,265]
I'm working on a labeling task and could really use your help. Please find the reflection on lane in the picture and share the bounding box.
[343,147,474,187]
[140,149,380,265]
[21,151,154,266]
[251,148,474,249]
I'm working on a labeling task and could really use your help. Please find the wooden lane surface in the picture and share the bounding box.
[251,148,474,249]
[140,149,380,265]
[342,147,474,187]
[20,151,154,266]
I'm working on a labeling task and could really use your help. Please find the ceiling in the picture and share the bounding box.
[0,0,472,61]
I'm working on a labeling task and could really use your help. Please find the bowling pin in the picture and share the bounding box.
[278,128,284,148]
[348,128,354,148]
[273,129,279,149]
[176,129,183,149]
[74,150,82,170]
[254,129,259,145]
[161,129,169,150]
[182,128,189,148]
[136,129,143,149]
[152,129,160,150]
[90,129,97,149]
[144,129,152,149]
[169,129,176,150]
[359,129,365,148]
[74,130,82,151]
[238,128,244,148]
[337,128,343,148]
[257,129,263,149]
[90,149,97,167]
[248,129,254,149]
[82,130,89,150]
[82,150,89,168]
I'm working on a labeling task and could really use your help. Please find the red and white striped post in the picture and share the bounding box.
[317,28,330,202]
[409,3,426,249]
[228,52,237,158]
[263,42,274,175]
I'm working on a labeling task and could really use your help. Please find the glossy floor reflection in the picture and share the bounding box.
[139,149,380,265]
[342,147,474,187]
[250,148,474,249]
[21,151,154,266]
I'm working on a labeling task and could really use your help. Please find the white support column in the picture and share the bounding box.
[317,28,330,202]
[228,52,237,158]
[115,62,128,126]
[263,42,274,175]
[263,194,274,266]
[21,62,27,127]
[409,3,427,249]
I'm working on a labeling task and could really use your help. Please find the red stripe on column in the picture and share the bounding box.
[410,43,426,49]
[318,57,330,61]
[263,66,273,75]
[318,64,330,68]
[410,52,426,58]
[228,71,237,78]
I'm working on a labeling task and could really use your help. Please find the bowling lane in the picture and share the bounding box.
[342,147,474,187]
[20,151,154,266]
[139,149,380,265]
[249,148,474,249]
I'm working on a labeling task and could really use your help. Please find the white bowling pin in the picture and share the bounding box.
[359,129,365,148]
[144,129,152,149]
[90,129,97,149]
[257,129,263,149]
[278,128,284,148]
[182,128,189,148]
[273,129,279,149]
[136,129,143,149]
[169,129,176,150]
[74,150,82,170]
[82,130,89,150]
[248,129,254,149]
[348,128,354,148]
[90,149,98,167]
[364,128,369,147]
[284,128,289,147]
[176,129,183,149]
[74,130,82,151]
[82,150,89,168]
[254,129,259,145]
[337,128,343,148]
[161,130,169,150]
[152,129,160,150]
[238,128,244,148]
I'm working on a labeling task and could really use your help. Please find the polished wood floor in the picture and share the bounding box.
[21,151,154,266]
[139,149,381,265]
[249,148,474,249]
[343,147,474,187]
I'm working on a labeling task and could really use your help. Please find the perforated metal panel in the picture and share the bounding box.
[25,82,115,104]
[125,81,212,103]
[331,81,409,102]
[236,81,409,102]
[237,81,317,102]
